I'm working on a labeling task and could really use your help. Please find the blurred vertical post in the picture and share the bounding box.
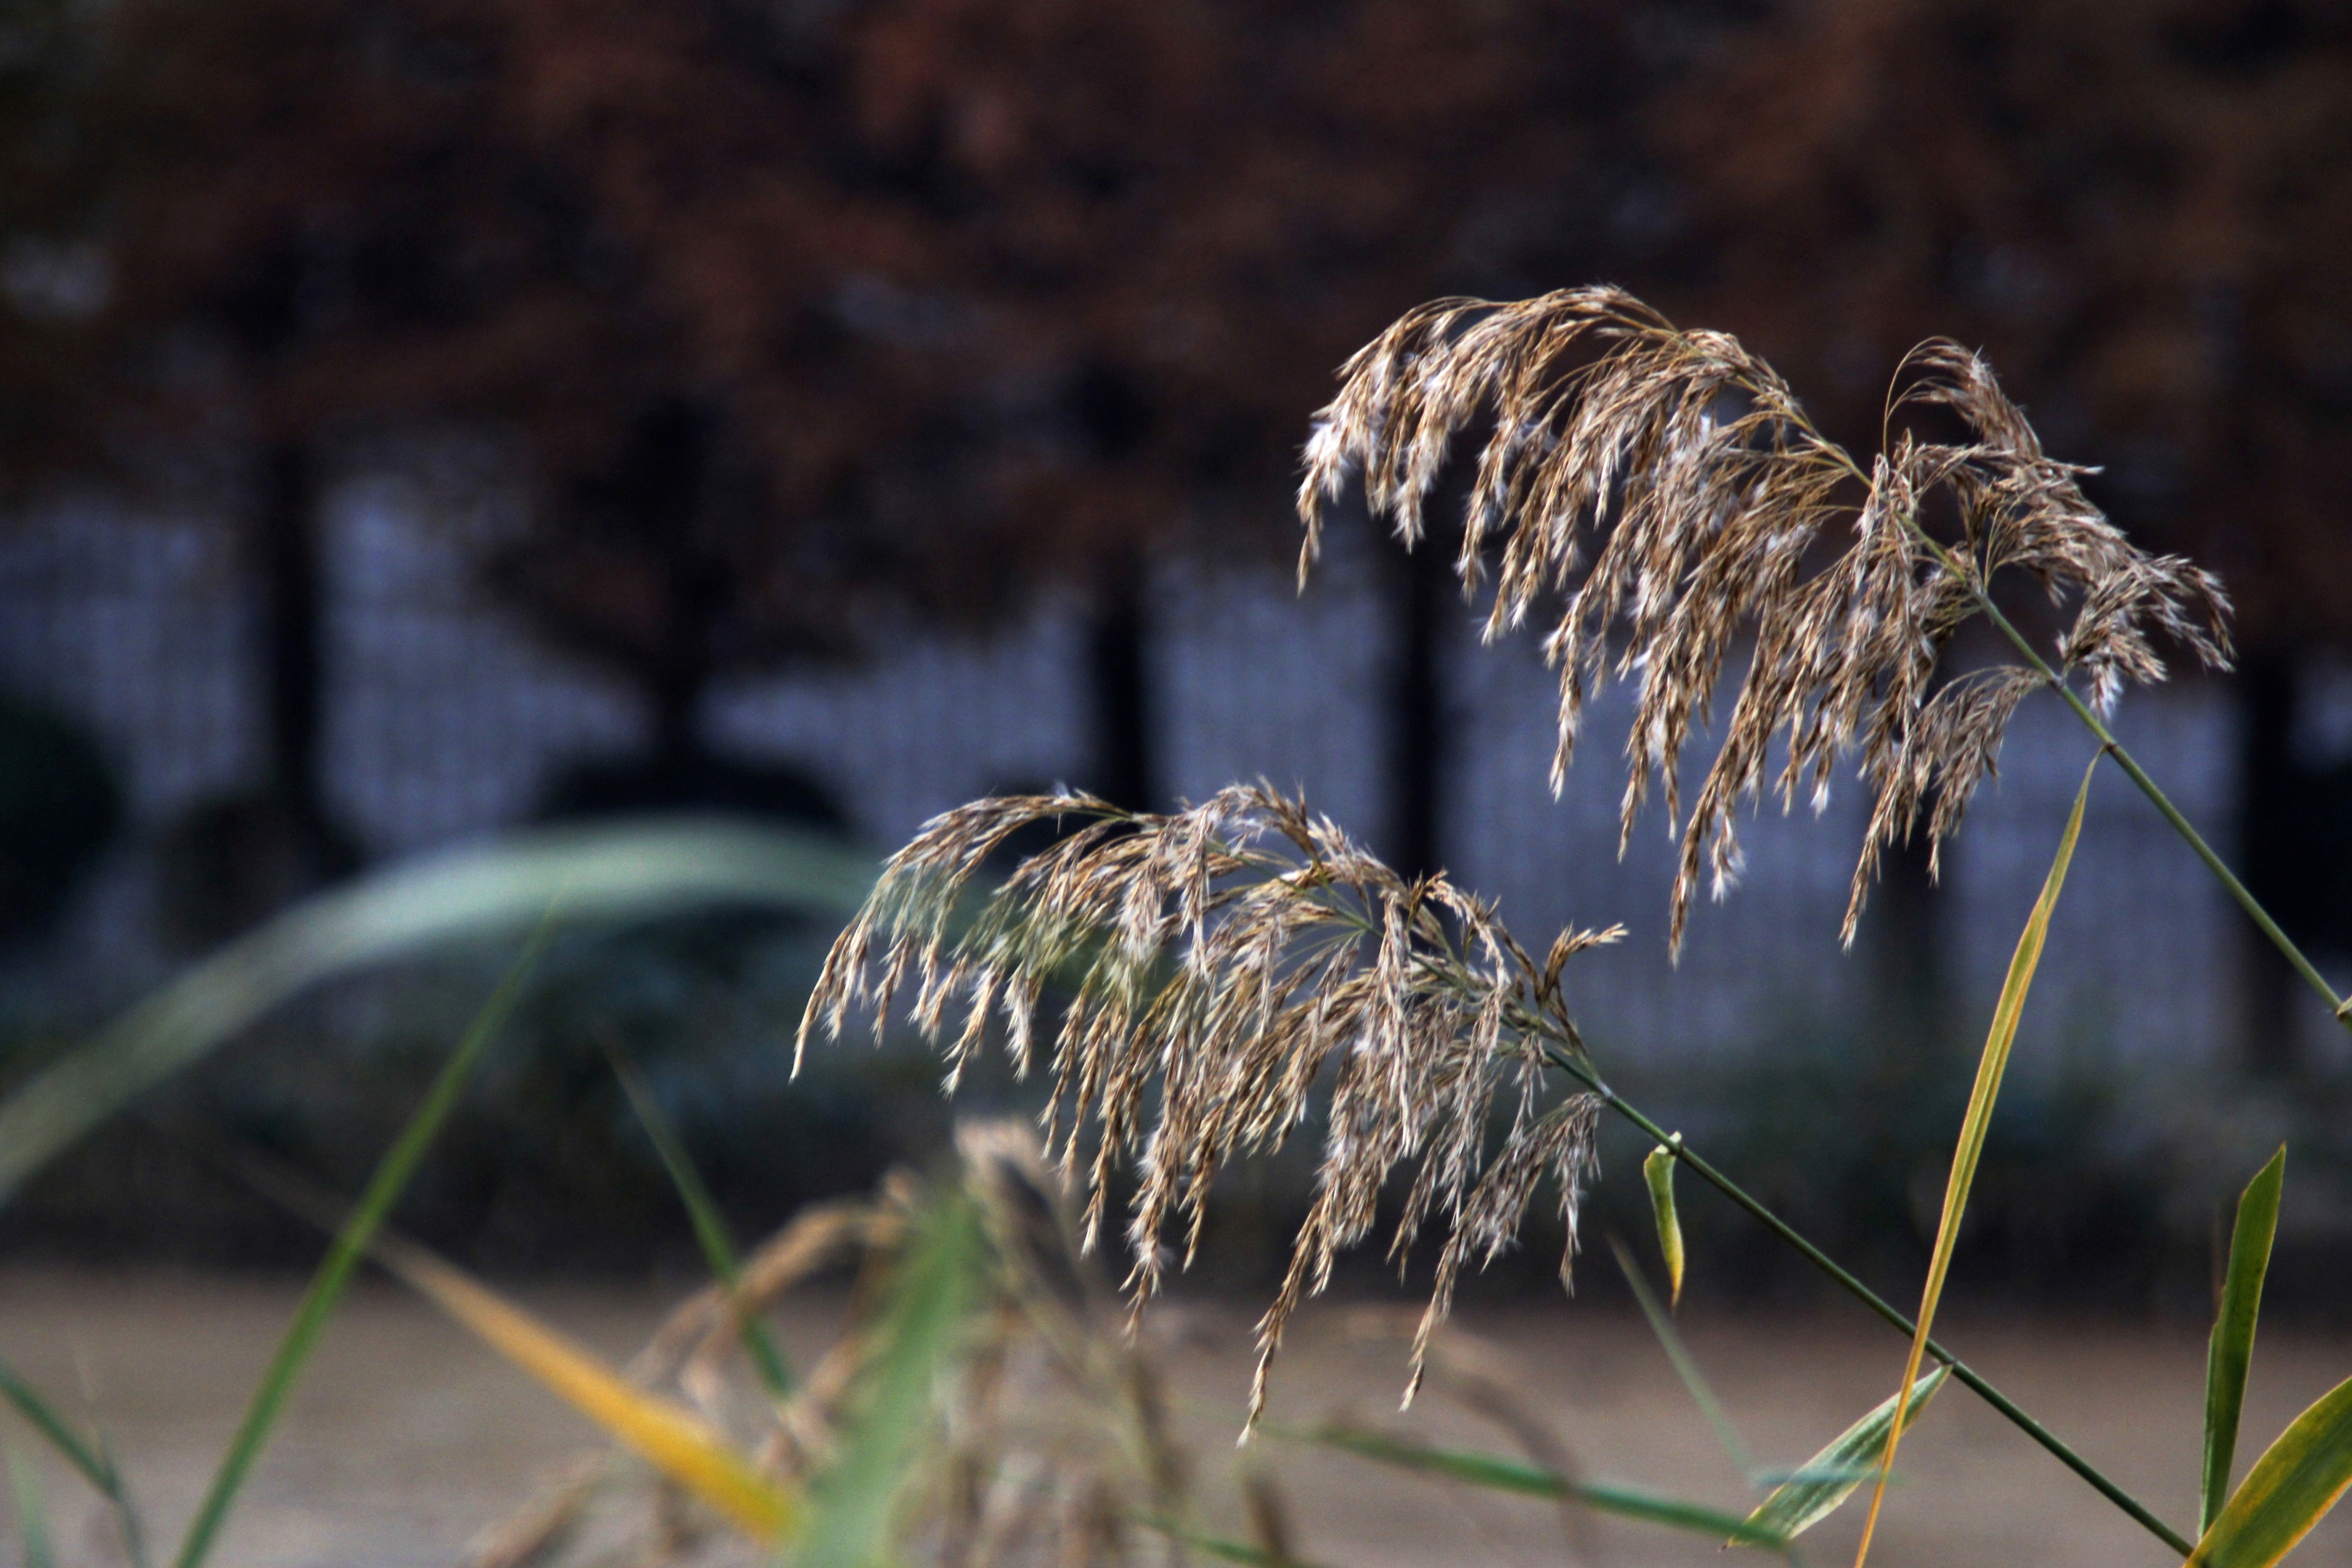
[2237,656,2300,1075]
[255,441,325,844]
[1385,521,1454,882]
[1086,557,1155,813]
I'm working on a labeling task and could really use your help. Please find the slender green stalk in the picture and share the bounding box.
[601,1037,794,1397]
[171,932,547,1568]
[1542,1045,2196,1557]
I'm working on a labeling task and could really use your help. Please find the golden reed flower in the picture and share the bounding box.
[800,785,1615,1424]
[1298,287,2231,947]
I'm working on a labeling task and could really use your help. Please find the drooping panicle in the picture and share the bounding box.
[1299,288,2232,949]
[799,783,1615,1427]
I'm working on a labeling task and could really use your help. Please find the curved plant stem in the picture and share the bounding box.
[1539,1045,2197,1558]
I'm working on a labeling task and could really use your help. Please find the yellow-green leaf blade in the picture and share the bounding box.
[2190,1373,2352,1567]
[1643,1136,1686,1309]
[2205,1147,2287,1532]
[373,1236,798,1543]
[1852,753,2098,1568]
[1737,1368,1948,1546]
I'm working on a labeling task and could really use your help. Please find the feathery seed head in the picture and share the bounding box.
[800,784,1614,1427]
[1298,288,2232,949]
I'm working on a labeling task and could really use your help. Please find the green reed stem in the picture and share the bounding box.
[1539,1045,2197,1557]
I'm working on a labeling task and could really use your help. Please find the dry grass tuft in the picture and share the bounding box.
[799,784,1614,1425]
[466,1126,1190,1568]
[1298,287,2232,948]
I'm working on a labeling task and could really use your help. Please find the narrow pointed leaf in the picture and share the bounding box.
[1737,1368,1948,1545]
[0,1360,144,1567]
[604,1040,793,1397]
[2189,1373,2352,1567]
[1853,754,2097,1568]
[1643,1135,1686,1309]
[370,1233,796,1542]
[2204,1147,2286,1532]
[173,936,544,1568]
[1295,1426,1786,1550]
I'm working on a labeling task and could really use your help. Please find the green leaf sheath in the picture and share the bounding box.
[2205,1148,2287,1533]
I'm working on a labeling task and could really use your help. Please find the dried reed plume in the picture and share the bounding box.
[798,783,1617,1426]
[1298,287,2233,948]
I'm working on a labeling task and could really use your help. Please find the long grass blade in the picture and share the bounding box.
[2189,1372,2352,1566]
[171,931,545,1568]
[1643,1135,1686,1309]
[1737,1368,1948,1546]
[366,1233,796,1542]
[0,817,873,1201]
[1609,1235,1754,1479]
[794,1195,987,1568]
[1850,752,2099,1568]
[602,1037,793,1397]
[1295,1426,1788,1551]
[2205,1147,2287,1533]
[7,1442,52,1568]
